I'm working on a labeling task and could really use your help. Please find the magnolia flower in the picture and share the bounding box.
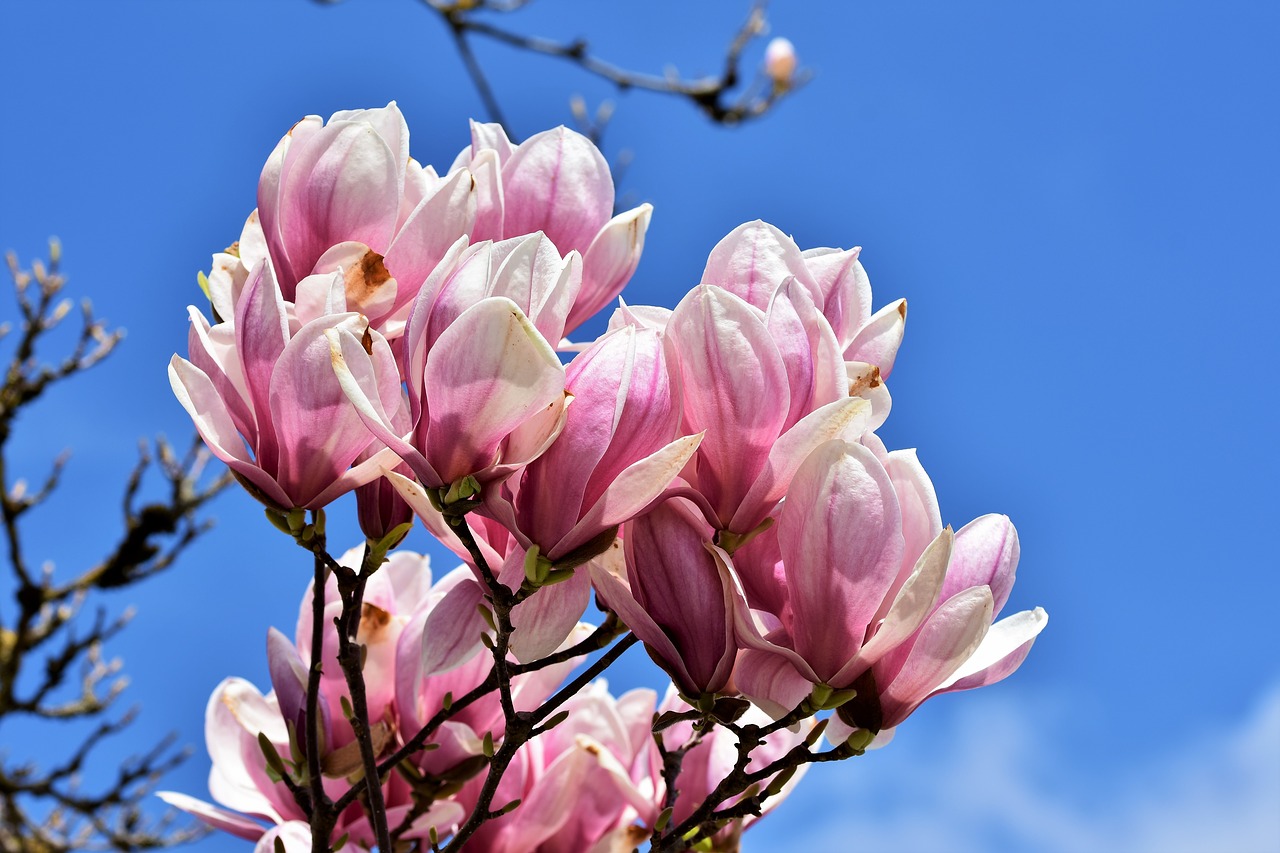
[415,233,585,354]
[734,440,1047,731]
[451,121,652,337]
[701,221,904,432]
[330,296,567,493]
[471,325,700,661]
[664,284,870,538]
[169,262,401,509]
[701,220,906,371]
[593,498,740,698]
[158,546,587,849]
[256,103,477,319]
[832,514,1049,737]
[208,106,652,345]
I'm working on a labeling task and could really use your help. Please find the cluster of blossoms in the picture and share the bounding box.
[160,548,804,852]
[165,103,1046,852]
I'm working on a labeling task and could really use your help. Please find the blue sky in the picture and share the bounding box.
[1,1,1277,850]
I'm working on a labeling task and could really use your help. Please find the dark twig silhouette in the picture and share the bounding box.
[0,246,231,852]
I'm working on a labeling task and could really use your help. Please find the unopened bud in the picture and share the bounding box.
[765,37,797,86]
[845,727,876,753]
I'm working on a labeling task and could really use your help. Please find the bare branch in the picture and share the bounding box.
[315,0,808,141]
[0,245,230,852]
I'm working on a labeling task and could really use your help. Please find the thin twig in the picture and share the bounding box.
[315,0,807,140]
[0,246,221,851]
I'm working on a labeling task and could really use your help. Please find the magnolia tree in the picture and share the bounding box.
[159,102,1047,853]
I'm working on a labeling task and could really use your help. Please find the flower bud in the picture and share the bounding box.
[765,37,797,86]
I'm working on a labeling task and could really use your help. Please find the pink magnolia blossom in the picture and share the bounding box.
[415,232,585,354]
[734,440,1047,730]
[208,107,650,346]
[472,325,700,661]
[158,546,589,849]
[831,514,1049,736]
[701,220,907,376]
[169,261,401,509]
[733,439,916,704]
[501,325,693,561]
[451,121,652,336]
[664,283,870,538]
[330,295,567,493]
[592,498,741,698]
[699,221,904,433]
[256,103,477,317]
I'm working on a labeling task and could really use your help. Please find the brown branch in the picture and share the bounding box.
[0,245,229,852]
[314,0,807,142]
[648,703,845,853]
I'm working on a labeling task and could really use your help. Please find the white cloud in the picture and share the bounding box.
[745,684,1280,853]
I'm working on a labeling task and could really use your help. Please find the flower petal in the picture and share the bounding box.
[155,792,265,841]
[423,297,565,485]
[802,245,872,348]
[879,586,994,726]
[385,166,478,310]
[846,298,907,378]
[729,396,870,535]
[502,126,613,254]
[943,514,1020,615]
[779,440,904,683]
[936,607,1048,692]
[569,203,654,332]
[668,285,790,526]
[701,220,816,310]
[168,356,290,508]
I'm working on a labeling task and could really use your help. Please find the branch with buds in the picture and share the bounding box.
[0,247,232,852]
[312,0,809,143]
[162,85,1044,853]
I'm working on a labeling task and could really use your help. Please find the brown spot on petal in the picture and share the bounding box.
[358,602,392,644]
[224,240,241,258]
[621,825,651,850]
[361,328,374,355]
[897,300,908,319]
[344,250,393,311]
[320,719,394,779]
[848,364,882,396]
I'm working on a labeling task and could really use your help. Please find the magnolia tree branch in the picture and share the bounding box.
[270,504,647,852]
[0,246,231,852]
[312,0,809,143]
[652,708,835,851]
